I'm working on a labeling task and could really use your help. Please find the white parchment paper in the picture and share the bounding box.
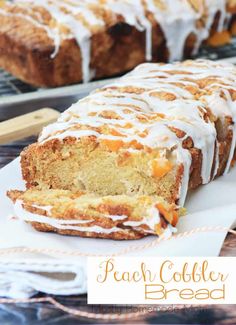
[0,158,235,297]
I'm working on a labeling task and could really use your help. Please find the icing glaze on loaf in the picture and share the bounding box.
[14,200,124,234]
[14,198,172,236]
[0,0,232,82]
[38,60,236,205]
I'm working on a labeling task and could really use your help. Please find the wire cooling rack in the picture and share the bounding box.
[196,36,236,61]
[0,70,37,97]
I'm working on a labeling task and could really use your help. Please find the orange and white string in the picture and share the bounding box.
[0,226,235,257]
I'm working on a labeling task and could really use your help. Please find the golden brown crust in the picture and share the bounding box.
[30,222,146,240]
[0,10,149,87]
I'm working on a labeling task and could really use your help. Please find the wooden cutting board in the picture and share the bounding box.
[0,108,60,145]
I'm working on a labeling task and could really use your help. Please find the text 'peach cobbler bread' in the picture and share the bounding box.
[0,0,236,87]
[7,59,236,240]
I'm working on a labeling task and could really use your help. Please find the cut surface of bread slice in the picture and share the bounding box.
[22,136,183,205]
[7,189,180,240]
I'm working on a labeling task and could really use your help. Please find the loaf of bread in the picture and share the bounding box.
[0,0,236,87]
[7,59,236,239]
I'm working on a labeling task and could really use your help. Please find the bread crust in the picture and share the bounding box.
[0,23,147,87]
[0,13,152,87]
[28,223,146,240]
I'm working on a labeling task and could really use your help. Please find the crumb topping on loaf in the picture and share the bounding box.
[37,59,236,205]
[0,0,232,82]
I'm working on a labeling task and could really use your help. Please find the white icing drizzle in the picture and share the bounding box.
[176,147,192,207]
[14,200,127,234]
[22,201,128,222]
[1,0,232,82]
[124,205,160,233]
[106,0,153,61]
[0,8,61,59]
[14,199,168,235]
[145,0,228,60]
[31,204,52,213]
[213,142,220,178]
[206,0,228,32]
[38,60,236,206]
[146,0,199,61]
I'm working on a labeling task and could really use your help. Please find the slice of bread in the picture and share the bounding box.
[7,189,180,240]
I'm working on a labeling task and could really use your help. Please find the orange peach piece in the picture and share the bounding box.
[101,139,124,152]
[138,130,148,138]
[130,140,144,150]
[156,203,178,226]
[207,30,231,47]
[152,159,173,178]
[110,128,124,137]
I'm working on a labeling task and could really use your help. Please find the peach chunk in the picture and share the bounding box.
[152,159,173,178]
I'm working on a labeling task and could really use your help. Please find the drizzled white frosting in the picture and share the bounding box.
[38,60,236,206]
[31,204,52,213]
[14,200,123,233]
[14,199,168,235]
[124,205,160,231]
[0,0,232,82]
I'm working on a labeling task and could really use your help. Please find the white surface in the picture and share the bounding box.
[0,158,236,297]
